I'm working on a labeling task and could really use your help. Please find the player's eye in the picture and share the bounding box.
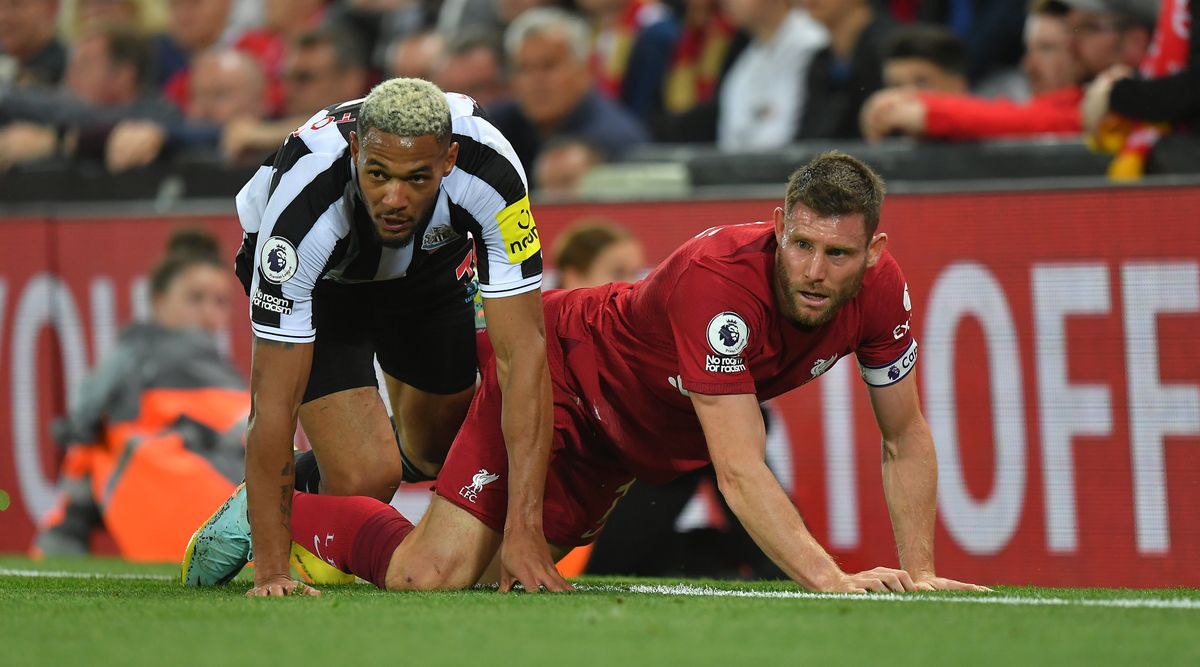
[828,248,845,257]
[368,170,386,181]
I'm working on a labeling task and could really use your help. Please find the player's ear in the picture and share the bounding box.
[444,141,459,176]
[773,207,786,243]
[866,232,888,267]
[349,131,359,162]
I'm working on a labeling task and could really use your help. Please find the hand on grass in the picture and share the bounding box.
[498,529,573,593]
[911,574,993,593]
[830,566,918,593]
[246,574,321,597]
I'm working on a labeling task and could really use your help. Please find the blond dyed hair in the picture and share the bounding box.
[358,78,453,147]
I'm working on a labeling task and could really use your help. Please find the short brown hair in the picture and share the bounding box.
[784,151,887,237]
[553,219,633,274]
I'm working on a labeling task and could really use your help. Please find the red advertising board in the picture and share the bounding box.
[1,186,1198,587]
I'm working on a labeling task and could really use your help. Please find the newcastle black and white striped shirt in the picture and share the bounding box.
[234,93,543,343]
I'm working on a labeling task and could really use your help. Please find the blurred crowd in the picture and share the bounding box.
[1,0,1195,192]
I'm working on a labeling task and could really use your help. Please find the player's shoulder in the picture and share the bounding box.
[444,92,528,205]
[684,222,776,270]
[668,222,776,300]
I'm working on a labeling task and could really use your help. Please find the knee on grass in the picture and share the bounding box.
[384,552,486,591]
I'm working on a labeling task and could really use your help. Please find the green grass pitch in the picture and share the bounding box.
[2,557,1198,666]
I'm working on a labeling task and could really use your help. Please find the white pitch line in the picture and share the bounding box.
[0,568,175,582]
[579,584,1200,611]
[2,569,1197,610]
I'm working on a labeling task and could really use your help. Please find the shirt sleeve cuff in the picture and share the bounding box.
[251,322,316,344]
[480,274,542,298]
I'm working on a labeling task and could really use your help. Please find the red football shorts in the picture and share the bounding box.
[434,295,635,548]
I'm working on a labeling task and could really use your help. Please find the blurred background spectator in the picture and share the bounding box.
[221,25,368,163]
[34,228,246,562]
[104,47,268,172]
[490,7,647,171]
[880,23,968,92]
[533,136,606,197]
[432,28,508,107]
[0,24,177,170]
[0,0,67,88]
[1080,0,1195,179]
[582,0,680,121]
[0,0,1190,179]
[1083,0,1196,129]
[386,27,444,80]
[917,0,1027,92]
[857,0,1153,143]
[717,0,827,150]
[796,0,896,139]
[551,218,645,287]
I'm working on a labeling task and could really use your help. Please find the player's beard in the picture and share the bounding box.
[370,200,435,249]
[774,253,867,328]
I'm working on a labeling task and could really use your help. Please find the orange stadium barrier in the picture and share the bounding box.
[1,185,1198,586]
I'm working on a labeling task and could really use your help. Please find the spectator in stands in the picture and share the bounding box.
[489,8,648,171]
[880,23,969,92]
[0,25,177,170]
[234,0,329,118]
[34,228,248,562]
[61,0,185,89]
[104,48,268,172]
[432,29,508,108]
[1083,0,1197,130]
[580,0,680,121]
[716,0,827,151]
[552,219,645,289]
[661,0,737,116]
[327,0,426,74]
[796,0,896,139]
[533,137,606,198]
[1065,0,1156,80]
[0,0,66,88]
[918,0,1028,88]
[161,0,235,111]
[385,28,445,80]
[221,26,369,163]
[1081,0,1196,178]
[858,1,1119,142]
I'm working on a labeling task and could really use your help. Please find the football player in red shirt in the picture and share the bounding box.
[188,151,988,594]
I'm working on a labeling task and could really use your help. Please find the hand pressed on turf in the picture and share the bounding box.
[911,574,992,593]
[498,530,573,593]
[247,574,321,597]
[831,566,918,593]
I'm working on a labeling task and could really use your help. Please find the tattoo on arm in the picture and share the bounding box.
[280,483,293,528]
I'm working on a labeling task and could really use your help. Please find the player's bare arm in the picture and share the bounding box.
[244,335,319,597]
[868,372,991,592]
[482,290,571,593]
[693,391,916,593]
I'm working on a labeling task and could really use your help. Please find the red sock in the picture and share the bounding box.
[290,492,414,589]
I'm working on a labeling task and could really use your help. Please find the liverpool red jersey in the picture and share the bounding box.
[546,221,916,483]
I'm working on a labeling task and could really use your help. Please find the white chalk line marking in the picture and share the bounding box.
[580,584,1200,610]
[0,568,175,582]
[2,569,1197,609]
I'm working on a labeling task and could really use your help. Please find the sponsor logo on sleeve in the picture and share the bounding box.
[892,318,911,340]
[705,312,749,373]
[251,289,294,315]
[260,236,298,284]
[496,195,539,263]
